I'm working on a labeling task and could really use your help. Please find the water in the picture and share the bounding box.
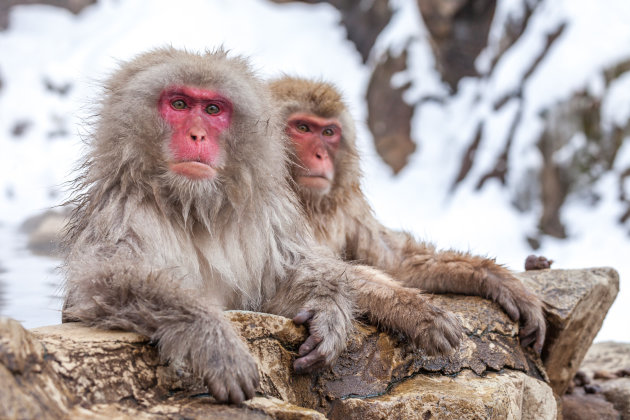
[0,223,62,328]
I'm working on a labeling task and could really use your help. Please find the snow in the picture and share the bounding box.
[0,0,628,342]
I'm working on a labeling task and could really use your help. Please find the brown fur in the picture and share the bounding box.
[270,77,546,353]
[62,49,356,404]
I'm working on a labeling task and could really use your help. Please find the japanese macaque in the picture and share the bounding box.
[62,48,361,404]
[269,77,547,353]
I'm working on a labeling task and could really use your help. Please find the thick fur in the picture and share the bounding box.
[62,49,355,404]
[270,77,546,354]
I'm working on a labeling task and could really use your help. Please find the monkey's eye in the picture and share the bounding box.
[171,100,187,110]
[206,104,220,114]
[322,128,335,136]
[296,123,310,133]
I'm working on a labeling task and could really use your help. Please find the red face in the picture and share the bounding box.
[286,112,341,193]
[158,86,233,180]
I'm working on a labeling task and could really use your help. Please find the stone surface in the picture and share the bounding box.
[518,267,620,395]
[328,370,555,420]
[1,289,555,420]
[579,342,630,419]
[562,393,620,420]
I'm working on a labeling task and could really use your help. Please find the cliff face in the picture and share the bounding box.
[0,268,619,419]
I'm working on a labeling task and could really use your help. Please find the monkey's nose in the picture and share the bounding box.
[189,130,207,142]
[315,151,328,160]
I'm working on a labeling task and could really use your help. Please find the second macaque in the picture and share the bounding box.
[269,77,546,353]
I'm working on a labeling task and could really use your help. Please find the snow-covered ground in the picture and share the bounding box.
[0,0,628,341]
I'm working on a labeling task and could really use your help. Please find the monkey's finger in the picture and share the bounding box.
[520,332,536,348]
[240,377,257,401]
[444,324,462,348]
[228,382,246,405]
[293,310,314,325]
[534,330,545,354]
[208,381,229,403]
[501,297,520,322]
[519,319,539,340]
[294,349,325,373]
[298,334,323,356]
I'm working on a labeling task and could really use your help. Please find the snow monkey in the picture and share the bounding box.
[62,48,363,404]
[62,48,467,405]
[269,77,547,354]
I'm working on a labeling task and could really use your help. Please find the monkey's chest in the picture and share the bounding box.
[194,235,270,311]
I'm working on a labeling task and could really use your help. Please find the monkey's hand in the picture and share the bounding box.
[409,304,463,356]
[158,319,260,404]
[292,308,348,373]
[487,272,547,354]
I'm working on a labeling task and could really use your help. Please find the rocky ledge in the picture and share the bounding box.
[0,268,619,419]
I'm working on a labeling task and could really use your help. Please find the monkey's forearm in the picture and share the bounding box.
[264,254,355,371]
[63,261,260,402]
[383,243,547,353]
[348,265,462,355]
[394,247,506,297]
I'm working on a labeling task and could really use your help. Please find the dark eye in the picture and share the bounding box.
[322,128,334,136]
[206,104,220,114]
[171,100,187,110]
[297,123,309,132]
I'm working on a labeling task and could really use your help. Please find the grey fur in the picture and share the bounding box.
[62,48,354,404]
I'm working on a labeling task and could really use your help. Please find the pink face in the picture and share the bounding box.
[158,86,233,180]
[286,112,341,193]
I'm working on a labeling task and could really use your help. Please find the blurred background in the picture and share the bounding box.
[0,0,628,342]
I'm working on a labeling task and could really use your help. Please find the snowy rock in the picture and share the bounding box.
[366,48,416,174]
[519,267,620,395]
[1,294,555,420]
[417,0,496,89]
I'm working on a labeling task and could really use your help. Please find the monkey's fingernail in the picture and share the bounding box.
[293,310,313,325]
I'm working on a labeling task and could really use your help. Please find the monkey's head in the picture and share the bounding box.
[88,48,286,214]
[269,77,361,211]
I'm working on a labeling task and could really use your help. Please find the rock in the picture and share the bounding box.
[518,267,620,395]
[1,1,96,31]
[1,291,556,420]
[269,0,392,64]
[20,207,71,258]
[562,393,620,420]
[366,48,416,174]
[579,342,630,419]
[328,370,555,419]
[416,0,497,90]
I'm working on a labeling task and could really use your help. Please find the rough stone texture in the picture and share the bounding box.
[578,342,630,419]
[518,267,620,395]
[1,292,555,419]
[328,370,555,420]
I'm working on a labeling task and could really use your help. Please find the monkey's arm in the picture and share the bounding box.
[348,264,462,355]
[348,218,546,353]
[263,249,355,373]
[63,254,259,404]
